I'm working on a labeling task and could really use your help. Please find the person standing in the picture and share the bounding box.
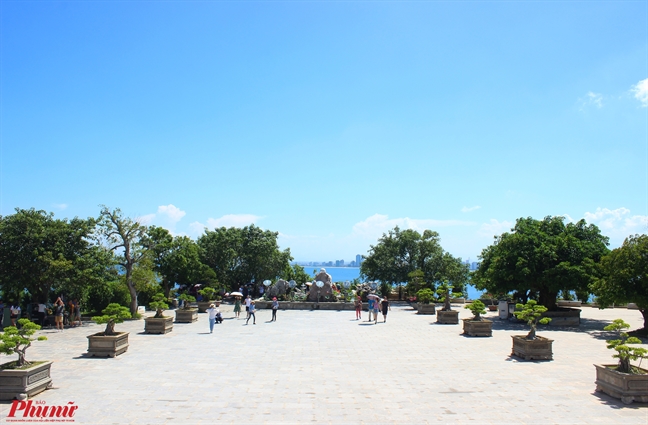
[381,297,390,323]
[206,303,218,333]
[37,302,47,327]
[0,299,5,329]
[372,298,380,324]
[367,297,375,322]
[73,299,81,326]
[354,296,362,320]
[246,301,256,325]
[244,295,252,320]
[233,297,242,318]
[54,298,65,331]
[271,297,279,322]
[10,302,21,327]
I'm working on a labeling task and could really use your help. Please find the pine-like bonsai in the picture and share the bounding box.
[465,300,487,321]
[198,286,217,301]
[178,294,196,309]
[513,300,551,340]
[149,293,170,318]
[92,303,132,336]
[0,319,47,368]
[416,288,435,304]
[604,319,648,374]
[438,283,462,311]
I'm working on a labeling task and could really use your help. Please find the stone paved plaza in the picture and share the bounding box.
[1,303,647,425]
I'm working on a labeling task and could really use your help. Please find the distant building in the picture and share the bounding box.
[471,262,479,271]
[356,254,363,267]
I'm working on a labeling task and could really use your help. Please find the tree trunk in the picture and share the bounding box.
[538,289,558,311]
[126,268,138,317]
[641,309,648,331]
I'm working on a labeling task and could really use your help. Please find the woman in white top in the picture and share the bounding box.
[206,304,218,333]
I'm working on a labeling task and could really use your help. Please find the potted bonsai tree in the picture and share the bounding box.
[0,319,51,400]
[197,286,220,312]
[89,303,132,357]
[144,293,173,334]
[437,283,460,324]
[175,294,198,323]
[416,288,436,315]
[463,300,492,337]
[594,319,648,404]
[511,300,553,360]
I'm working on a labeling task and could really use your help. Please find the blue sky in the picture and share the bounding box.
[1,1,647,263]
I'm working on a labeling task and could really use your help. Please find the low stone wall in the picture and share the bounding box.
[542,308,581,326]
[254,301,357,311]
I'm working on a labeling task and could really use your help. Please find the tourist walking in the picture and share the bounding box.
[246,301,256,325]
[244,295,252,320]
[233,297,242,318]
[37,302,47,327]
[54,298,65,331]
[372,298,380,324]
[73,299,81,326]
[354,296,362,320]
[10,302,20,327]
[271,297,279,322]
[207,304,218,333]
[367,297,375,322]
[381,297,390,323]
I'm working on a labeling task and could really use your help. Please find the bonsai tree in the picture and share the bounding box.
[416,288,435,305]
[437,282,462,311]
[513,300,551,340]
[149,293,170,318]
[465,300,487,321]
[604,319,648,374]
[178,294,196,309]
[198,286,217,301]
[92,303,132,336]
[0,319,47,367]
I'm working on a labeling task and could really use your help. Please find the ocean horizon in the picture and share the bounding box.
[309,266,483,300]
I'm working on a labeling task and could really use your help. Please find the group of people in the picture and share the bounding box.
[355,295,390,323]
[0,297,81,330]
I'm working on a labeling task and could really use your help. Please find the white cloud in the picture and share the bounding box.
[461,205,481,213]
[478,219,514,238]
[189,221,207,236]
[157,204,186,223]
[583,207,648,245]
[579,91,603,110]
[138,214,156,225]
[631,78,648,107]
[206,214,262,229]
[53,203,68,210]
[351,214,475,240]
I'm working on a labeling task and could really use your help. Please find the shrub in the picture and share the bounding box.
[416,288,435,304]
[149,293,169,318]
[92,303,132,336]
[513,300,551,340]
[465,300,487,321]
[178,294,196,309]
[604,319,648,374]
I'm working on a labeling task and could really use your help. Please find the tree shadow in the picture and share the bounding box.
[504,354,552,363]
[591,390,648,408]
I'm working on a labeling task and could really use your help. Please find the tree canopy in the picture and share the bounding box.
[473,216,609,310]
[197,224,292,291]
[591,234,648,330]
[0,208,110,304]
[360,226,469,296]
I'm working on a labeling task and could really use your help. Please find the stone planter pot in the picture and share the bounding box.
[488,305,498,311]
[144,316,173,334]
[87,332,129,358]
[542,308,581,326]
[463,319,493,337]
[175,308,198,323]
[437,310,459,324]
[511,335,553,360]
[0,360,53,400]
[197,301,220,313]
[450,298,466,304]
[594,364,648,404]
[556,300,582,308]
[417,303,436,315]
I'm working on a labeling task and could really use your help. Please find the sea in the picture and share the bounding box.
[313,267,483,300]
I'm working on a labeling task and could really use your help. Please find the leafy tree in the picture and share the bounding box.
[149,293,169,318]
[361,227,469,298]
[197,224,292,291]
[97,206,149,317]
[604,319,648,374]
[473,216,609,311]
[0,319,47,367]
[513,300,551,340]
[281,264,312,286]
[92,303,132,335]
[146,226,213,298]
[0,208,108,304]
[592,234,648,330]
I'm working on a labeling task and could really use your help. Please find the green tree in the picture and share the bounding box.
[197,224,292,291]
[592,234,648,330]
[146,226,213,298]
[98,206,149,317]
[281,264,313,286]
[361,226,468,298]
[473,216,609,311]
[0,208,108,304]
